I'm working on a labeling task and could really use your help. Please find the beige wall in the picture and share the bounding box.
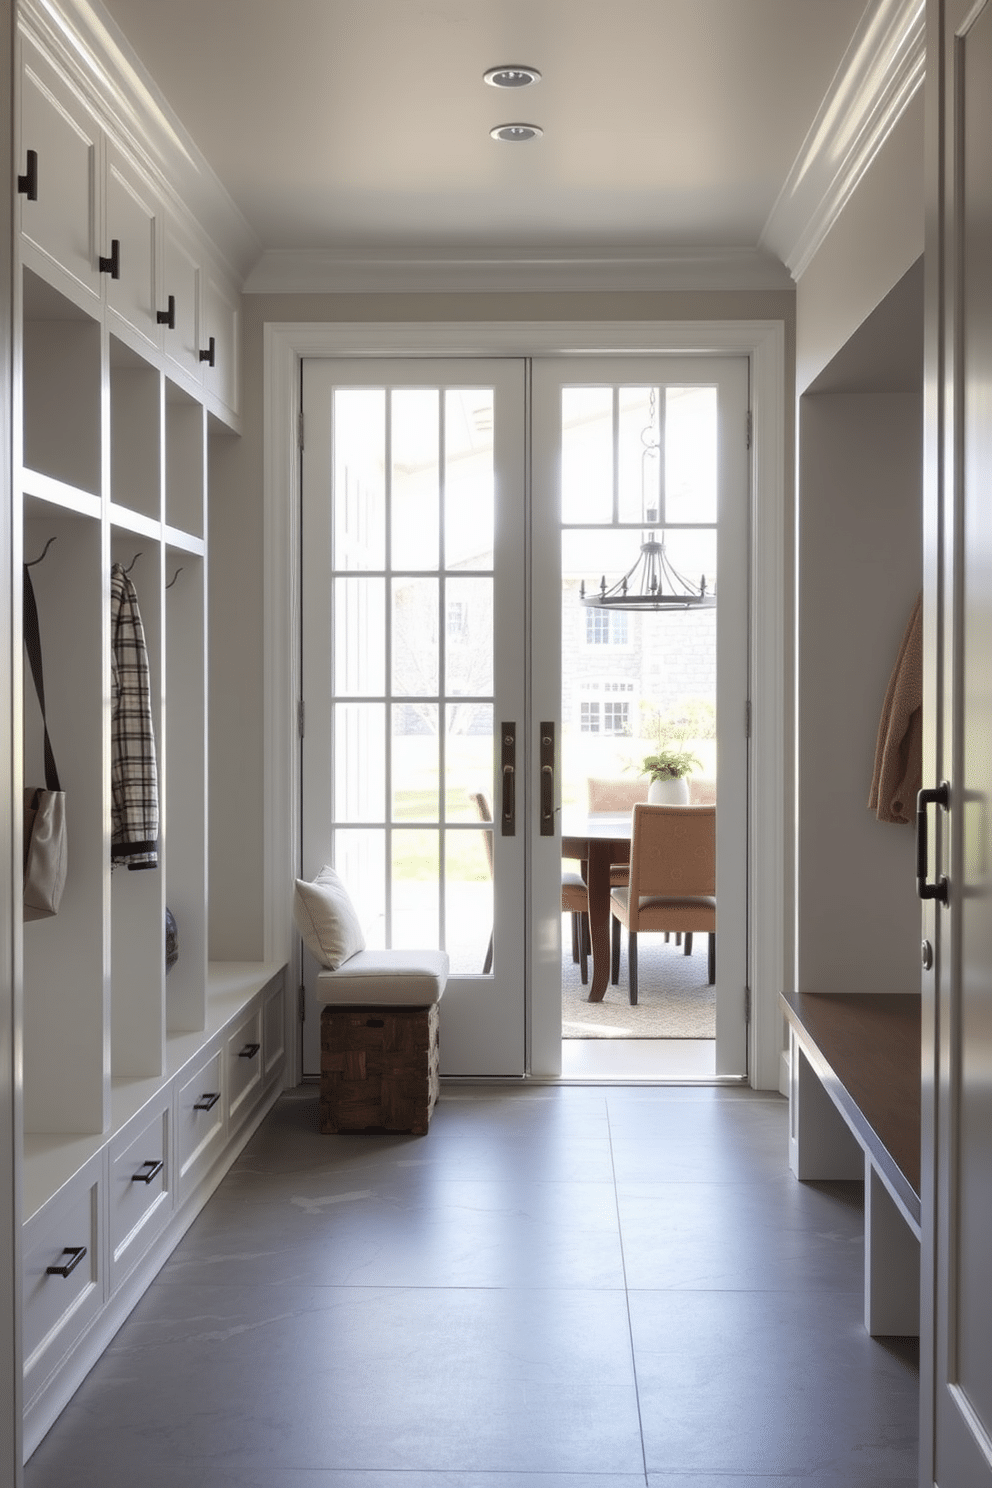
[208,287,794,957]
[796,390,922,995]
[797,88,924,395]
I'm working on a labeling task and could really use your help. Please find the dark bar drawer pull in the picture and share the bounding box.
[18,149,38,201]
[47,1246,86,1278]
[157,294,176,329]
[99,239,120,279]
[132,1159,163,1184]
[199,335,216,366]
[238,1042,260,1060]
[193,1092,220,1111]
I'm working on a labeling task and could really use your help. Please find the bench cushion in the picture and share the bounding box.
[317,948,449,1006]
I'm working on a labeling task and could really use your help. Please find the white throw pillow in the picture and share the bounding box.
[293,865,366,970]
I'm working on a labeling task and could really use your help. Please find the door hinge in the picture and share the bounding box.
[744,986,751,1024]
[745,699,751,738]
[299,984,306,1022]
[297,699,305,738]
[298,410,305,450]
[746,409,753,450]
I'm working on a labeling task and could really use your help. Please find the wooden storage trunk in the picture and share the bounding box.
[319,1003,440,1135]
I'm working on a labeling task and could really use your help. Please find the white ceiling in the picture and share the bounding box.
[99,0,870,260]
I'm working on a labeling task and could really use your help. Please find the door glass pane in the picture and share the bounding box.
[445,702,493,822]
[334,389,385,570]
[392,577,439,695]
[392,702,439,821]
[333,828,386,948]
[618,387,657,525]
[334,577,385,695]
[667,386,717,524]
[392,829,439,949]
[334,703,385,821]
[445,389,494,569]
[445,576,493,696]
[561,387,613,523]
[392,389,439,570]
[446,827,492,975]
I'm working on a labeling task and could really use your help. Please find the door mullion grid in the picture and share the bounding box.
[612,386,620,524]
[438,389,447,953]
[384,390,393,947]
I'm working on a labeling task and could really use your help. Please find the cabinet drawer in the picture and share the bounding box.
[23,1162,103,1404]
[176,1047,224,1202]
[108,1101,172,1292]
[227,1008,263,1134]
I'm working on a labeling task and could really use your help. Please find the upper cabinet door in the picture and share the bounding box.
[161,217,202,385]
[18,37,101,312]
[105,144,160,355]
[200,266,240,424]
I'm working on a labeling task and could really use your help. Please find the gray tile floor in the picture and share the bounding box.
[26,1083,920,1487]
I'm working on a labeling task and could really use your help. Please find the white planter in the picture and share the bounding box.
[647,776,690,805]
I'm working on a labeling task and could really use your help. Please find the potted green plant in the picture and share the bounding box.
[641,746,700,804]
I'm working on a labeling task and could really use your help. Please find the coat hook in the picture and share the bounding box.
[123,552,142,575]
[165,566,184,590]
[25,535,57,568]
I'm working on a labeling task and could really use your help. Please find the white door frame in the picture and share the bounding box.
[263,319,788,1090]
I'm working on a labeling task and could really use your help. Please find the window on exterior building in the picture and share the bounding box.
[603,701,631,735]
[580,701,600,732]
[447,598,468,640]
[585,609,628,646]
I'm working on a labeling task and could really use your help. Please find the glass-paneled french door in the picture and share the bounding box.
[301,360,527,1076]
[301,354,749,1079]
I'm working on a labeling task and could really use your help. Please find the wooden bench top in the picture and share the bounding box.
[781,991,922,1227]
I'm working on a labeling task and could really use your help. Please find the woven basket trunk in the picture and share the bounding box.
[319,1003,440,1135]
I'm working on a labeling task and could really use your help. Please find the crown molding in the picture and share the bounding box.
[243,246,794,296]
[760,0,925,281]
[18,0,262,281]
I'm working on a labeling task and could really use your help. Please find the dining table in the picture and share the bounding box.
[560,811,632,1002]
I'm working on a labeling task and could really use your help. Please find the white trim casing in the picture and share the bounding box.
[245,247,792,296]
[263,321,788,1091]
[761,0,925,280]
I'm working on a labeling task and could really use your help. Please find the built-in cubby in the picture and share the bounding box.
[795,258,924,998]
[22,501,106,1138]
[165,380,205,536]
[110,336,162,523]
[164,546,207,1035]
[22,269,100,497]
[109,528,165,1082]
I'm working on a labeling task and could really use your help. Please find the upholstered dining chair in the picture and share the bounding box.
[609,802,716,1005]
[470,791,592,983]
[586,777,649,893]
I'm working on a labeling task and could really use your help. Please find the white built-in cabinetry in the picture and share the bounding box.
[13,5,281,1461]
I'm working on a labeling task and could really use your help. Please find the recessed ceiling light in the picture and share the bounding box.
[490,123,543,142]
[484,65,542,88]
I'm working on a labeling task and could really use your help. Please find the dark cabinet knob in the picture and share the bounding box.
[199,336,216,367]
[99,239,121,279]
[157,294,176,330]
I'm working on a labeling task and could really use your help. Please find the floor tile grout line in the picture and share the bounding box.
[605,1094,651,1488]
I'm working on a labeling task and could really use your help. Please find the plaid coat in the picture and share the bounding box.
[111,564,159,869]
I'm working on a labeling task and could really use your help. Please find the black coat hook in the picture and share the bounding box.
[166,566,184,590]
[123,552,142,575]
[25,535,57,567]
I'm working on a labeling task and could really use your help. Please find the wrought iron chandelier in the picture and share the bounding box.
[580,387,715,612]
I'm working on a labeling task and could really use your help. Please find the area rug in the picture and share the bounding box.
[561,918,716,1039]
